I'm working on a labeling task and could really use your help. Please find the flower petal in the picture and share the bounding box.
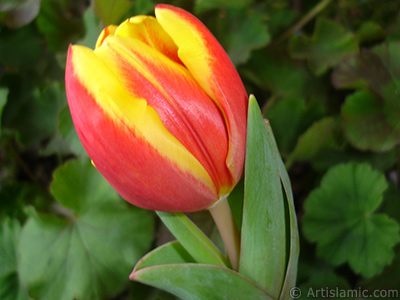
[96,25,118,48]
[155,4,248,185]
[113,16,182,64]
[65,45,217,212]
[95,36,234,195]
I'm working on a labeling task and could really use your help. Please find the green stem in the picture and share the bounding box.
[209,196,240,270]
[275,0,332,45]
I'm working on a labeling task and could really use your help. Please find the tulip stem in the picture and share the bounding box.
[209,197,240,271]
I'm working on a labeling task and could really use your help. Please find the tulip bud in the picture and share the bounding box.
[65,4,248,212]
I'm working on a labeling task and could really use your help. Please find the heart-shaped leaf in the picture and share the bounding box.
[289,17,358,75]
[0,219,32,300]
[18,158,154,300]
[303,163,400,277]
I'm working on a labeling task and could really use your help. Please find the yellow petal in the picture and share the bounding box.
[69,45,215,194]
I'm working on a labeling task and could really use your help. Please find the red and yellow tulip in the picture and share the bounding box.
[65,4,248,212]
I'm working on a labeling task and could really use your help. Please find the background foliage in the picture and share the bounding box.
[1,0,400,299]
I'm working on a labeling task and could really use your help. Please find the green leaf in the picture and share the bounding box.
[310,148,399,173]
[93,0,133,26]
[302,163,400,278]
[58,105,87,156]
[132,264,274,300]
[0,219,20,280]
[124,0,154,16]
[289,17,359,75]
[264,121,299,300]
[0,24,43,69]
[134,241,195,270]
[78,5,103,49]
[356,21,386,44]
[381,183,400,223]
[342,90,400,152]
[0,183,50,222]
[240,95,286,297]
[18,158,154,300]
[332,43,400,94]
[299,271,351,300]
[333,42,400,152]
[382,80,400,133]
[332,53,372,90]
[373,42,400,80]
[333,42,400,101]
[0,219,32,300]
[265,3,297,38]
[0,88,8,138]
[243,48,311,98]
[227,178,244,230]
[156,212,228,268]
[265,97,325,156]
[265,97,306,155]
[223,9,270,66]
[195,0,250,13]
[36,0,86,52]
[3,82,66,146]
[360,246,400,292]
[286,117,343,168]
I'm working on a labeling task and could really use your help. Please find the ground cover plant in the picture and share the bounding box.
[1,0,400,299]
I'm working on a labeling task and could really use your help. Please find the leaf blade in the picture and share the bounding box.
[264,122,300,300]
[132,264,274,300]
[18,158,154,300]
[239,95,286,297]
[302,162,400,278]
[157,212,229,268]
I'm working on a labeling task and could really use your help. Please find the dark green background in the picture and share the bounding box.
[1,0,400,299]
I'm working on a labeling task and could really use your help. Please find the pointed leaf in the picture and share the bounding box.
[264,123,300,300]
[134,241,195,270]
[0,219,32,300]
[240,95,286,297]
[132,264,274,300]
[157,212,228,268]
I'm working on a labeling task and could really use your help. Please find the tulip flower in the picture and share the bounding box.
[65,4,248,212]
